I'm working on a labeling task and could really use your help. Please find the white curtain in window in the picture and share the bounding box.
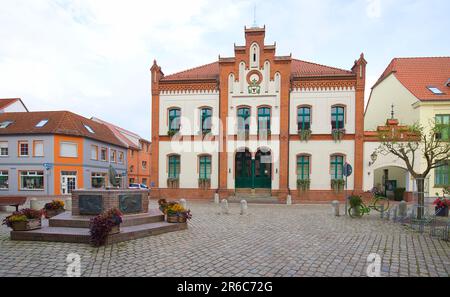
[34,142,44,157]
[60,142,78,158]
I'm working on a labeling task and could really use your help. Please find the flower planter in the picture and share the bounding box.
[45,208,65,219]
[298,129,312,141]
[11,219,42,231]
[178,216,187,223]
[167,214,179,223]
[109,225,121,235]
[436,206,449,217]
[351,206,361,217]
[198,179,211,190]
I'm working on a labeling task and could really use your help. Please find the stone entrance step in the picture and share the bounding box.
[11,221,187,244]
[228,196,280,204]
[49,210,164,228]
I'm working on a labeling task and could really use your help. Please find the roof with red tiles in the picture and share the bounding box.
[91,117,150,150]
[373,57,450,101]
[160,59,353,82]
[0,111,126,147]
[0,98,28,111]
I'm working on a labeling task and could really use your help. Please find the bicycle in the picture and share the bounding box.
[348,188,390,218]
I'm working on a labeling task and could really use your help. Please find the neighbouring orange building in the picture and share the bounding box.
[92,117,151,186]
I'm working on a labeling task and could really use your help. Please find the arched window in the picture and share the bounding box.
[258,107,271,134]
[250,43,259,68]
[275,72,281,93]
[199,155,212,179]
[200,108,212,134]
[168,108,181,132]
[129,165,134,173]
[168,155,180,179]
[330,155,344,180]
[331,106,345,130]
[237,107,251,135]
[297,155,310,181]
[297,106,311,131]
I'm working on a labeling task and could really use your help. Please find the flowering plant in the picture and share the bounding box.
[158,199,192,220]
[44,199,65,210]
[2,209,42,228]
[433,197,449,209]
[89,208,123,247]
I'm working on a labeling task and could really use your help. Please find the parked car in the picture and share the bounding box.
[129,183,149,190]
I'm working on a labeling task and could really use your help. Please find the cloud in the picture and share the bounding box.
[366,0,382,19]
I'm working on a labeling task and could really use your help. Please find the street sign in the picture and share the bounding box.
[343,163,353,177]
[43,163,53,171]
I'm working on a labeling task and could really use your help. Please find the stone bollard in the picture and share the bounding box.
[380,205,385,219]
[30,198,40,210]
[393,206,398,222]
[398,201,407,218]
[180,199,187,210]
[331,200,340,217]
[240,200,248,215]
[65,198,72,211]
[214,193,220,204]
[221,199,229,215]
[286,195,292,206]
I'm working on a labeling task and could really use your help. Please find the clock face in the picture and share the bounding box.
[246,70,263,85]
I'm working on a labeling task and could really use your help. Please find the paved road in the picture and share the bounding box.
[0,202,449,277]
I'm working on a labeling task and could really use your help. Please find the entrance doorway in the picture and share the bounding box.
[61,171,77,195]
[235,149,272,189]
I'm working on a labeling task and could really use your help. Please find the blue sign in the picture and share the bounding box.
[43,163,53,170]
[343,163,353,177]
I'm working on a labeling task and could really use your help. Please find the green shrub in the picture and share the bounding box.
[349,195,363,208]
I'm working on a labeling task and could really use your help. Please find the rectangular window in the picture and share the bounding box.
[435,161,449,186]
[0,171,8,190]
[297,155,310,180]
[0,142,8,156]
[142,161,147,169]
[118,152,124,164]
[91,173,107,189]
[33,140,44,157]
[19,141,29,157]
[436,115,450,141]
[257,107,271,134]
[297,107,311,131]
[110,149,117,163]
[100,148,107,161]
[91,145,98,160]
[168,155,180,179]
[199,156,212,179]
[60,142,78,158]
[20,171,44,191]
[142,178,147,186]
[330,155,344,180]
[168,109,181,132]
[201,108,212,134]
[331,106,345,130]
[237,107,250,135]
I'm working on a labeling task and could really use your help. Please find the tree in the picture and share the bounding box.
[376,121,450,219]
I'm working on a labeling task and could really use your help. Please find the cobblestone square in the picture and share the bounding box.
[1,201,449,277]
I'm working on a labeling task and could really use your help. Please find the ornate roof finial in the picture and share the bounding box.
[252,4,258,28]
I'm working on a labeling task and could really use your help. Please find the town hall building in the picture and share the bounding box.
[150,26,367,202]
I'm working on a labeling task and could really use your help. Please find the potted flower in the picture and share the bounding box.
[2,209,42,231]
[168,129,179,137]
[433,196,449,217]
[349,195,363,217]
[198,178,211,189]
[89,208,123,247]
[298,129,312,141]
[158,199,192,223]
[332,128,346,141]
[297,179,311,192]
[43,199,65,218]
[331,179,345,193]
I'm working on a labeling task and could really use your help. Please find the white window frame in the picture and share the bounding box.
[0,141,8,157]
[33,140,44,157]
[20,170,44,191]
[91,145,99,160]
[19,141,29,157]
[118,151,124,164]
[60,142,78,158]
[0,170,8,190]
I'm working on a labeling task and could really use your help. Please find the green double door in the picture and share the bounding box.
[235,150,272,189]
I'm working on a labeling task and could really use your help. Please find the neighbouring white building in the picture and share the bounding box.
[0,98,28,113]
[365,57,450,199]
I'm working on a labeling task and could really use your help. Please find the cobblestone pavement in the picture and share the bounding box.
[0,201,449,277]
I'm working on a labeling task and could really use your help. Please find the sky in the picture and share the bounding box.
[0,0,448,140]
